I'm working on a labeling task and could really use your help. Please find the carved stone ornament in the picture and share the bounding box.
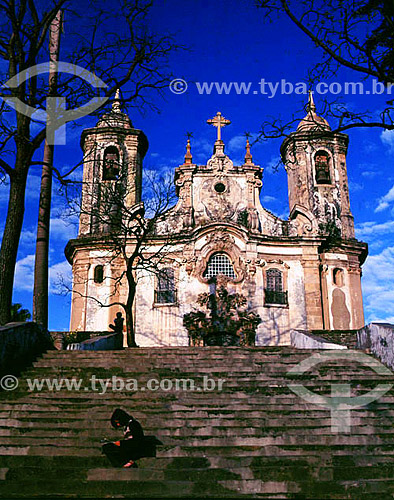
[201,184,234,222]
[194,229,246,283]
[289,204,319,236]
[207,153,234,173]
[181,244,198,275]
[266,259,290,270]
[320,264,329,276]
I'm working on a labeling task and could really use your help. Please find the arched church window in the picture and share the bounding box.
[333,268,344,287]
[94,265,104,284]
[314,150,331,184]
[155,268,177,304]
[265,268,288,305]
[203,253,236,279]
[103,146,120,181]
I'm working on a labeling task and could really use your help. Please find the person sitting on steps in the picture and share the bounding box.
[102,408,163,468]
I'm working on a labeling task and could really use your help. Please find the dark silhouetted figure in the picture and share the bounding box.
[109,312,124,334]
[102,409,162,468]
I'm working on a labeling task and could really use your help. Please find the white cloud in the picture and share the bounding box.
[25,174,42,201]
[191,137,212,156]
[0,182,10,204]
[381,129,394,153]
[348,181,363,192]
[20,229,37,247]
[49,260,72,293]
[262,195,277,203]
[50,217,78,241]
[228,133,259,154]
[375,184,394,212]
[362,246,394,324]
[14,254,35,292]
[355,220,394,238]
[228,135,246,153]
[361,170,380,178]
[14,254,72,293]
[264,156,282,174]
[62,167,83,182]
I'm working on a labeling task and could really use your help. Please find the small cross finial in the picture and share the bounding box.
[307,90,316,113]
[207,111,231,142]
[112,89,122,113]
[244,132,253,165]
[184,132,193,165]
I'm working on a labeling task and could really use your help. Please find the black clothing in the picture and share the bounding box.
[102,408,163,467]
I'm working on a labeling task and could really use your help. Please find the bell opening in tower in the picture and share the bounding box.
[103,146,120,181]
[315,150,331,184]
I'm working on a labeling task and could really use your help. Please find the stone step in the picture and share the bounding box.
[3,411,394,428]
[2,444,394,460]
[1,453,393,473]
[12,379,394,392]
[2,423,394,439]
[36,357,380,369]
[0,474,392,499]
[1,415,393,431]
[2,399,394,413]
[2,453,392,468]
[4,399,394,410]
[24,364,394,374]
[2,462,393,483]
[40,347,315,355]
[2,432,394,448]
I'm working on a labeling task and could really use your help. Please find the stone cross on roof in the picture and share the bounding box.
[207,111,231,142]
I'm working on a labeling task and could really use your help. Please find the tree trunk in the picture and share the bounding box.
[32,10,62,329]
[0,166,29,325]
[32,143,54,328]
[125,279,138,347]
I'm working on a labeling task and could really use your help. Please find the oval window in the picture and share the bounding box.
[94,265,104,284]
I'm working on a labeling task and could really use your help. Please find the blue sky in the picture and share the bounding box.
[1,0,394,330]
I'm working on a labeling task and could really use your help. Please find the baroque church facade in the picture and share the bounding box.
[65,93,368,346]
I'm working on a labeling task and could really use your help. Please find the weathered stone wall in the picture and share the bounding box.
[0,322,53,376]
[291,329,348,349]
[67,332,122,351]
[357,323,394,370]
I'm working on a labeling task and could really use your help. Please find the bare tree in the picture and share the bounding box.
[256,0,394,141]
[0,0,177,325]
[63,171,178,347]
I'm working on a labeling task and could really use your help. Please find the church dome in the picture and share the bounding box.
[296,92,331,133]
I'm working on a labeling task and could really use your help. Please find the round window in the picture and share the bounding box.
[214,182,226,193]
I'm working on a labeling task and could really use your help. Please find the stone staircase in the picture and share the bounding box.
[0,347,394,498]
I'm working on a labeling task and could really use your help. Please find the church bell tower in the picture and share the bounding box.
[79,90,148,235]
[281,92,355,240]
[281,93,366,331]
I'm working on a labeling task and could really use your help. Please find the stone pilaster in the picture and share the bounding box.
[302,248,324,330]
